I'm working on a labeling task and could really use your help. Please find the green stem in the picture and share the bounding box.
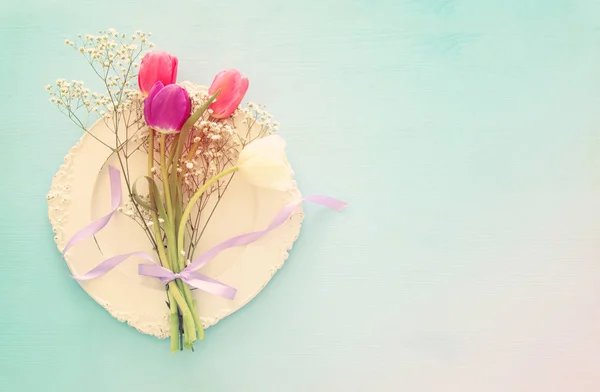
[192,298,204,341]
[149,129,182,351]
[168,291,180,352]
[159,133,180,279]
[167,133,180,173]
[159,132,201,349]
[167,134,182,235]
[160,134,175,233]
[168,281,196,347]
[174,167,238,339]
[156,94,225,350]
[176,166,238,269]
[169,135,204,339]
[179,280,203,339]
[148,131,169,267]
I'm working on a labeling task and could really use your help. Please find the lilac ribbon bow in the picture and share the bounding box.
[63,166,348,300]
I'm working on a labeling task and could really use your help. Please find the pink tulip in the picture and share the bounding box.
[138,51,178,95]
[144,81,191,134]
[208,69,249,119]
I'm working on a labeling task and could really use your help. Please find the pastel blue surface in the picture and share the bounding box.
[2,1,600,391]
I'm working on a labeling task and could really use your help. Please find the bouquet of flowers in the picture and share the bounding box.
[47,29,345,352]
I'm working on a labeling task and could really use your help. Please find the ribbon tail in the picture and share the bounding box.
[304,195,348,211]
[72,251,155,281]
[183,272,237,300]
[186,196,348,273]
[62,166,122,255]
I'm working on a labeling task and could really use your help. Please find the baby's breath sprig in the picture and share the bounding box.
[46,79,113,149]
[47,29,157,249]
[237,102,279,146]
[48,29,152,149]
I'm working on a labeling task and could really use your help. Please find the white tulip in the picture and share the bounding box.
[237,135,293,191]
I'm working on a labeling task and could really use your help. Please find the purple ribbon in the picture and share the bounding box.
[63,166,347,300]
[62,165,122,256]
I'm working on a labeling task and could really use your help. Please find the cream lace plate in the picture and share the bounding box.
[47,89,303,338]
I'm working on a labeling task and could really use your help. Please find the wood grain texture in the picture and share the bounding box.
[1,0,600,391]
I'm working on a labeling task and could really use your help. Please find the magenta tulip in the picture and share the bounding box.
[208,69,249,119]
[138,51,178,95]
[144,81,191,134]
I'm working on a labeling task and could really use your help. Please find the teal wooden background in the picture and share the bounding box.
[2,1,600,391]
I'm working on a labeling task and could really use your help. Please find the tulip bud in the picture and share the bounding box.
[138,51,178,95]
[237,135,292,191]
[208,69,249,119]
[144,81,191,134]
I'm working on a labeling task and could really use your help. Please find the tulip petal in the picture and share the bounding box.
[208,69,239,95]
[170,56,178,86]
[143,81,164,128]
[216,75,249,118]
[149,84,191,132]
[138,51,179,95]
[208,69,249,119]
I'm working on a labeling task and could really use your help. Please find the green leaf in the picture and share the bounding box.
[174,182,183,236]
[134,176,171,233]
[132,177,157,212]
[175,89,220,160]
[164,90,219,238]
